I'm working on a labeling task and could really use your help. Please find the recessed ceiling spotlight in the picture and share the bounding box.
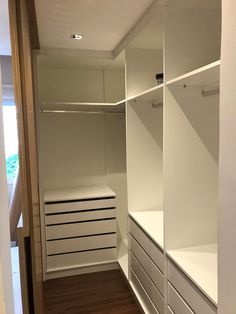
[71,34,83,40]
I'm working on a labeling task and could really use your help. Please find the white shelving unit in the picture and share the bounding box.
[167,243,217,305]
[35,0,224,312]
[129,211,164,249]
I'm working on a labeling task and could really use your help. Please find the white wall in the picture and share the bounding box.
[125,48,163,97]
[38,67,105,103]
[0,63,14,314]
[105,113,127,241]
[40,113,107,189]
[165,2,221,80]
[218,1,236,313]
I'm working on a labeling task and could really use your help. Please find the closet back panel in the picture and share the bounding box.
[127,101,163,212]
[164,86,218,249]
[165,1,221,80]
[105,114,127,241]
[125,48,163,98]
[40,113,107,188]
[38,67,104,103]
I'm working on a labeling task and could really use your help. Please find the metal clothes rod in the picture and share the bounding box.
[202,87,220,98]
[40,109,124,114]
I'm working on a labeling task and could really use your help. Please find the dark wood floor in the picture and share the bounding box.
[43,269,142,314]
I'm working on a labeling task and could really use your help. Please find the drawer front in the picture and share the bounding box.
[167,306,175,314]
[130,253,164,314]
[47,233,117,255]
[130,270,158,314]
[47,247,117,270]
[45,198,116,214]
[129,218,164,273]
[130,235,164,296]
[168,260,217,314]
[46,219,116,240]
[45,208,116,225]
[168,283,194,314]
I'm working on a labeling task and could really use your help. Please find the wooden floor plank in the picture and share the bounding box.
[43,270,141,314]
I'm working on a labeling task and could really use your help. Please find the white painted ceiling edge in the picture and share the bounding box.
[0,0,11,56]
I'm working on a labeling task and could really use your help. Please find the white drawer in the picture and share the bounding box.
[130,253,164,314]
[167,306,175,314]
[130,270,158,314]
[47,247,117,270]
[168,283,194,314]
[129,218,164,273]
[130,235,164,296]
[168,260,217,314]
[45,198,116,214]
[45,208,116,225]
[47,233,117,255]
[46,219,116,240]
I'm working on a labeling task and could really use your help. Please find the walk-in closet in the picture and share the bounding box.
[5,0,236,313]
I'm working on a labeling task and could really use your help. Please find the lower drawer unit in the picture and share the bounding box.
[47,233,117,255]
[47,247,117,270]
[129,218,164,273]
[130,253,164,314]
[167,259,217,314]
[168,283,194,314]
[46,218,116,240]
[44,192,117,272]
[130,270,159,314]
[130,235,164,296]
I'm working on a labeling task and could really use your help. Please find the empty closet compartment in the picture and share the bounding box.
[165,0,221,81]
[164,57,219,305]
[125,0,164,98]
[167,259,217,314]
[36,53,128,278]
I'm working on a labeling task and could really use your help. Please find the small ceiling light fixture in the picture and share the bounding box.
[71,34,83,40]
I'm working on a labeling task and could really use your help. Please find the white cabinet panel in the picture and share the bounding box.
[47,233,117,255]
[47,248,117,270]
[130,270,159,314]
[45,198,116,214]
[129,218,164,273]
[168,260,217,314]
[45,208,116,225]
[46,219,116,240]
[131,253,164,314]
[168,283,194,314]
[130,235,164,296]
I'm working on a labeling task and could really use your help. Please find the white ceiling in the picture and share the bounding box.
[35,0,155,51]
[0,0,11,55]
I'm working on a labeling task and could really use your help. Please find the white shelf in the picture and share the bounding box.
[44,185,116,203]
[40,101,125,113]
[118,239,128,279]
[167,60,220,87]
[129,210,164,249]
[167,243,218,305]
[127,84,163,104]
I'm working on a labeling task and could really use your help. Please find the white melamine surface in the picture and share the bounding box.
[167,61,220,87]
[44,185,116,203]
[127,84,163,104]
[168,243,217,304]
[129,211,164,249]
[118,239,128,278]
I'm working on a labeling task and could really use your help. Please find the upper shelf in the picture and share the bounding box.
[127,84,163,104]
[40,101,125,113]
[167,243,218,305]
[166,60,220,88]
[129,210,164,249]
[44,185,116,203]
